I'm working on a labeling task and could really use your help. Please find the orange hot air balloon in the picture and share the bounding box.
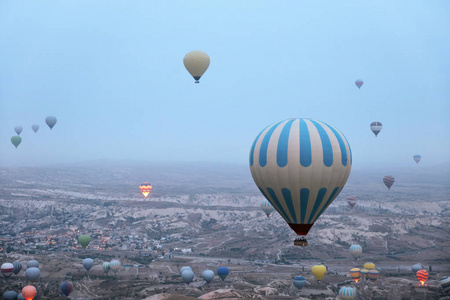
[350,268,361,283]
[22,285,37,300]
[139,182,152,198]
[416,269,428,285]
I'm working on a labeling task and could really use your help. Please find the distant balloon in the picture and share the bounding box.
[361,269,369,280]
[346,196,357,209]
[31,124,39,133]
[110,260,121,273]
[181,269,195,284]
[293,276,306,289]
[250,118,352,246]
[412,264,423,274]
[368,269,379,282]
[183,50,210,83]
[102,262,111,274]
[260,199,275,217]
[312,265,326,281]
[349,244,362,260]
[45,116,57,130]
[416,269,428,285]
[355,80,363,89]
[14,126,23,135]
[339,287,356,300]
[60,281,73,297]
[25,267,40,282]
[21,285,37,300]
[13,261,22,275]
[350,268,361,283]
[370,122,382,137]
[180,266,192,275]
[17,293,25,300]
[1,263,14,278]
[78,235,91,248]
[413,155,421,164]
[383,176,394,190]
[364,262,375,270]
[139,182,152,198]
[82,258,94,271]
[26,260,39,269]
[201,270,214,283]
[11,136,22,148]
[2,291,18,300]
[217,267,229,281]
[440,276,450,294]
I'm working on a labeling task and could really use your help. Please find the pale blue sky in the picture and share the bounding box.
[1,1,449,168]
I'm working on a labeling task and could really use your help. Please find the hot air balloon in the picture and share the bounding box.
[26,260,39,269]
[181,269,194,284]
[21,286,36,300]
[293,276,306,289]
[368,269,379,282]
[261,199,275,217]
[312,265,326,281]
[250,118,352,246]
[31,124,39,133]
[60,281,73,297]
[350,268,361,283]
[349,244,362,260]
[416,269,428,285]
[383,176,394,190]
[17,293,25,300]
[440,276,450,294]
[355,80,363,89]
[82,258,94,271]
[361,269,369,280]
[102,262,111,274]
[347,196,357,209]
[339,287,356,300]
[364,262,375,270]
[180,266,192,275]
[13,261,22,275]
[14,126,23,135]
[412,264,423,274]
[413,155,421,164]
[78,235,91,248]
[1,263,14,278]
[217,267,229,281]
[110,260,121,273]
[139,183,152,198]
[2,291,18,300]
[11,136,22,148]
[25,267,40,282]
[45,116,57,129]
[370,122,382,137]
[201,270,214,283]
[183,50,210,83]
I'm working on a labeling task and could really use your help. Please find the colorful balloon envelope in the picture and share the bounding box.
[13,261,22,275]
[82,258,94,271]
[413,155,421,164]
[312,265,326,281]
[440,276,450,294]
[261,199,275,217]
[102,262,111,274]
[110,260,121,273]
[355,80,363,89]
[183,50,210,83]
[45,116,57,129]
[11,136,22,148]
[249,118,352,245]
[370,122,382,137]
[139,182,152,198]
[60,281,73,296]
[347,196,357,209]
[349,244,362,260]
[339,287,356,300]
[368,269,379,282]
[360,269,369,279]
[349,268,361,283]
[21,286,37,300]
[383,176,394,190]
[364,262,375,270]
[293,276,306,289]
[416,269,428,285]
[78,235,91,248]
[1,263,14,278]
[217,266,229,281]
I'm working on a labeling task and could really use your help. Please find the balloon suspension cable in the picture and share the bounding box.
[294,236,308,246]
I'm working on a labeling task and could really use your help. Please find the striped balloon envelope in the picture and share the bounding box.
[60,281,73,297]
[339,286,356,300]
[364,262,375,270]
[139,183,152,198]
[1,263,14,278]
[368,269,379,282]
[13,261,22,275]
[440,276,450,294]
[370,121,382,137]
[293,276,306,289]
[249,118,352,242]
[347,196,357,209]
[26,260,39,269]
[416,269,428,285]
[349,268,361,283]
[183,50,210,83]
[383,176,395,190]
[102,262,110,274]
[110,260,121,273]
[361,269,369,280]
[349,244,362,260]
[261,199,275,217]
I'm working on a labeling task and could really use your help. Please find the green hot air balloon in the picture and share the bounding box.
[78,235,91,248]
[11,136,22,148]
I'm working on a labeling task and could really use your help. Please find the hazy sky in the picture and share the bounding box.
[1,1,449,168]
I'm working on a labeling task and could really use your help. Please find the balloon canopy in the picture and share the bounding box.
[370,121,382,137]
[61,281,73,297]
[355,80,363,89]
[78,235,91,248]
[31,124,39,133]
[312,265,326,281]
[11,136,22,148]
[14,126,23,135]
[139,182,152,198]
[293,276,306,289]
[1,263,14,278]
[217,267,229,281]
[383,176,395,190]
[21,285,37,300]
[201,270,214,283]
[183,50,210,83]
[45,116,57,129]
[413,155,422,164]
[339,287,356,300]
[260,199,275,217]
[350,268,361,283]
[349,244,362,259]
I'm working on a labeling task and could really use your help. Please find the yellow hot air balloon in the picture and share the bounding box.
[361,268,369,280]
[183,50,210,83]
[350,268,361,283]
[364,262,375,270]
[312,265,326,281]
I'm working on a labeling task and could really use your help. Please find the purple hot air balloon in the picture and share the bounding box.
[347,196,357,209]
[61,281,73,296]
[355,79,363,89]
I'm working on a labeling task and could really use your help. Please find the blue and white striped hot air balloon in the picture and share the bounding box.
[249,118,352,244]
[261,199,275,217]
[370,122,382,137]
[339,287,356,300]
[349,244,362,260]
